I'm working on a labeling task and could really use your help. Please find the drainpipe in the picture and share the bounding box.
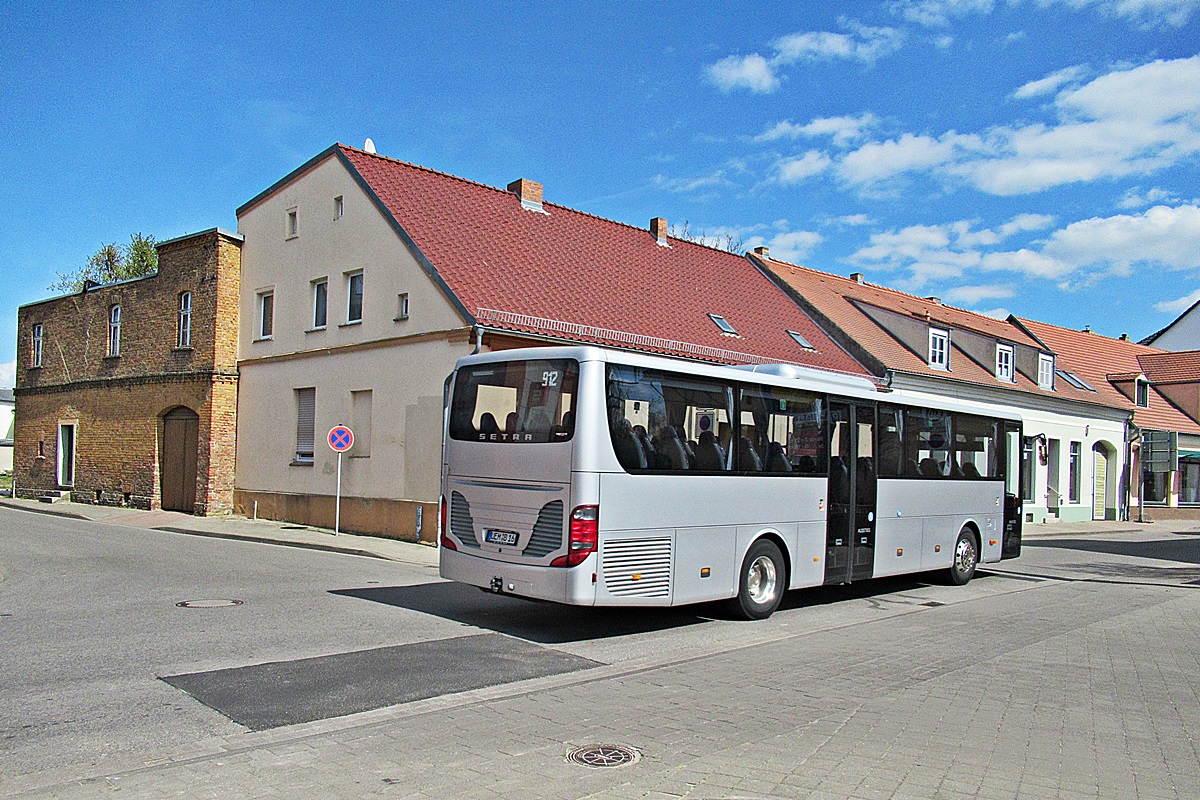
[471,325,483,355]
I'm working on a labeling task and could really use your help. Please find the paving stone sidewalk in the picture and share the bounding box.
[7,568,1198,799]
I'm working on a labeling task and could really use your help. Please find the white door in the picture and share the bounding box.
[57,423,76,488]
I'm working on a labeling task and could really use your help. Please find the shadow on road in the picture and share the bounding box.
[1025,535,1200,564]
[331,572,954,644]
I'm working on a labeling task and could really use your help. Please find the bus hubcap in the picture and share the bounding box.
[747,556,777,603]
[956,537,976,574]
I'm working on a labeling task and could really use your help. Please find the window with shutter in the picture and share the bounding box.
[294,387,316,463]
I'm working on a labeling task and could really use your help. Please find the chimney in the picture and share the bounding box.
[850,272,865,284]
[650,217,669,246]
[925,296,942,305]
[1119,333,1129,341]
[752,246,770,260]
[508,178,544,213]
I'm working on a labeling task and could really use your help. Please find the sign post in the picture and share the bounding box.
[327,425,354,534]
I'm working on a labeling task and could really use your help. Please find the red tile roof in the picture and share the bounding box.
[1016,318,1200,434]
[753,255,1108,406]
[327,145,869,376]
[1137,350,1200,384]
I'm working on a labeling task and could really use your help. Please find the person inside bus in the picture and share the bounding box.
[694,429,727,471]
[479,413,501,436]
[611,416,647,470]
[738,436,763,471]
[652,422,689,470]
[765,441,791,472]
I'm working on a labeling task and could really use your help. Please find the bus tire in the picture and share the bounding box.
[728,539,785,620]
[947,527,979,586]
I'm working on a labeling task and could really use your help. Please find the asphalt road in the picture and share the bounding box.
[4,505,1200,798]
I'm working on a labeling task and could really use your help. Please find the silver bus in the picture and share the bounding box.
[440,346,1023,619]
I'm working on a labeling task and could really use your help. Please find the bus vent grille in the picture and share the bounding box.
[450,491,480,548]
[602,537,672,598]
[523,500,564,558]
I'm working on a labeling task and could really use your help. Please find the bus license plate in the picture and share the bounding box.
[484,529,519,546]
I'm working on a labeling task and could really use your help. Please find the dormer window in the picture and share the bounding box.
[928,328,949,371]
[708,313,738,336]
[1136,379,1150,408]
[1038,354,1055,389]
[995,344,1014,382]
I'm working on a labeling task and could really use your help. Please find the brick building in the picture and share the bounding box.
[13,228,241,514]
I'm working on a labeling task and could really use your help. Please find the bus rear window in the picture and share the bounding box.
[449,359,578,443]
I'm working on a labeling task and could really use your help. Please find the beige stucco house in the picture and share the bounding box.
[234,144,870,541]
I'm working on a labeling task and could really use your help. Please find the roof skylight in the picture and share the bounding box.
[1056,369,1096,392]
[787,330,816,350]
[708,313,738,336]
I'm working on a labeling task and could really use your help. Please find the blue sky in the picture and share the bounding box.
[3,0,1199,387]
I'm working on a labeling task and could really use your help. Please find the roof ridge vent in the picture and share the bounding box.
[508,178,546,214]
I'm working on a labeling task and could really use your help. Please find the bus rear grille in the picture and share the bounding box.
[450,491,480,548]
[602,537,672,598]
[523,500,564,558]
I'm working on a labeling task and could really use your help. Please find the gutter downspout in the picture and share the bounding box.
[471,325,483,355]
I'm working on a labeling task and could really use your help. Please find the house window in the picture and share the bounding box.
[258,291,274,339]
[995,344,1014,382]
[350,389,372,457]
[395,292,409,321]
[928,328,949,371]
[1136,380,1150,408]
[312,279,328,329]
[294,387,316,464]
[346,271,363,323]
[1069,441,1081,503]
[334,196,344,219]
[107,305,121,357]
[286,208,298,238]
[1038,354,1055,389]
[31,323,43,367]
[177,292,192,348]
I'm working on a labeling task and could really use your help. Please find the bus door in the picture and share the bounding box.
[825,402,878,584]
[1002,420,1023,558]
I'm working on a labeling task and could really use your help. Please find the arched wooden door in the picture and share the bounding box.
[162,406,199,512]
[1092,445,1108,520]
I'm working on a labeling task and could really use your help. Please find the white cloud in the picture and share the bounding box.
[756,113,879,146]
[653,168,733,194]
[706,22,905,94]
[891,0,996,26]
[743,226,825,263]
[0,360,14,389]
[774,24,906,64]
[775,151,833,183]
[1119,186,1182,208]
[834,214,874,226]
[829,56,1200,196]
[1012,65,1088,99]
[892,0,1195,28]
[1155,287,1200,314]
[942,284,1016,304]
[1040,204,1200,273]
[706,54,779,93]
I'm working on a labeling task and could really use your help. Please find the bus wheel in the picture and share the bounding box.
[948,528,979,586]
[728,539,785,620]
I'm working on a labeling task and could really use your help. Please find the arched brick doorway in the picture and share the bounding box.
[162,406,199,512]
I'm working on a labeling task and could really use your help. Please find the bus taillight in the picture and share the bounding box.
[439,495,457,551]
[551,505,598,567]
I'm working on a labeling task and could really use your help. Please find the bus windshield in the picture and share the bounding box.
[449,358,578,443]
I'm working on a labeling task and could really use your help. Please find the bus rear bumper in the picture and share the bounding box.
[439,547,597,606]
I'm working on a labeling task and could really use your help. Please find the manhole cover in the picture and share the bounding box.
[566,744,641,768]
[176,599,245,609]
